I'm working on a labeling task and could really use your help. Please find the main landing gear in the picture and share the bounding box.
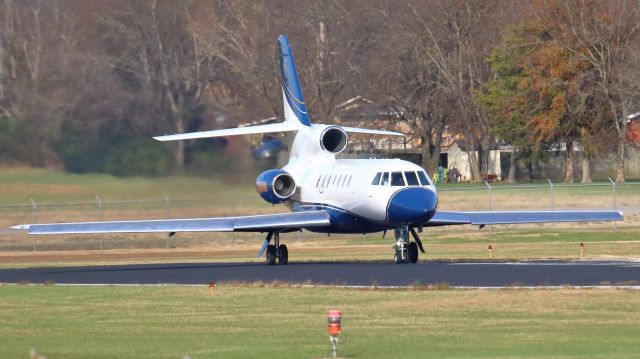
[265,231,288,265]
[392,225,425,264]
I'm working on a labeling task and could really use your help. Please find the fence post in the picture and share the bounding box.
[547,179,555,230]
[96,196,103,250]
[608,177,617,230]
[484,181,492,211]
[96,196,104,221]
[163,194,171,249]
[30,198,37,224]
[163,194,171,218]
[229,192,236,245]
[547,179,554,210]
[484,181,492,233]
[607,177,617,210]
[30,198,37,252]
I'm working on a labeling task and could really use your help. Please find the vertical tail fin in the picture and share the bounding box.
[278,35,311,126]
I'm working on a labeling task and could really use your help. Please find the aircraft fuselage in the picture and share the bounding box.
[281,124,438,234]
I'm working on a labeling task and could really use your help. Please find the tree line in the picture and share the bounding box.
[1,0,638,182]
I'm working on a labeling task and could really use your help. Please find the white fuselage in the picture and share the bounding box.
[281,124,437,232]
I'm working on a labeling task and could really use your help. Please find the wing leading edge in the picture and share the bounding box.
[14,210,330,235]
[428,210,623,227]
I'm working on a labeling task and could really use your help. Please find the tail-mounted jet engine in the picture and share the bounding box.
[320,126,348,154]
[256,169,296,204]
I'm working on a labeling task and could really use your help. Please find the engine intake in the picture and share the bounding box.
[320,126,348,154]
[255,169,296,204]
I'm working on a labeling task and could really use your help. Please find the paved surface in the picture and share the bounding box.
[1,260,639,287]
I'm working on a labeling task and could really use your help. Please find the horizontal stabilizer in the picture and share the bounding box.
[341,127,405,137]
[154,121,300,142]
[13,210,330,234]
[428,210,623,226]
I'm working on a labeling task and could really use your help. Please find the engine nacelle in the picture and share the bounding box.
[319,126,348,154]
[255,169,296,204]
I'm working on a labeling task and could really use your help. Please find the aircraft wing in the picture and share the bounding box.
[153,121,300,142]
[427,210,623,227]
[11,210,330,235]
[341,127,405,137]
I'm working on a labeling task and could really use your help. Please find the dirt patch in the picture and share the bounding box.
[0,243,389,267]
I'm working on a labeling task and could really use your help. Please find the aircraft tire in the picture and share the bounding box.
[408,242,419,263]
[266,245,277,265]
[278,244,288,265]
[394,251,404,264]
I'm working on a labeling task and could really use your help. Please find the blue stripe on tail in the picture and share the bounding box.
[278,35,311,126]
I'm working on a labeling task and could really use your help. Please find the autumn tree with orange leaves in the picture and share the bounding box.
[535,0,640,182]
[483,17,615,183]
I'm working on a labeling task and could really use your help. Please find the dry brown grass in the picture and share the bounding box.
[437,185,639,211]
[1,233,638,269]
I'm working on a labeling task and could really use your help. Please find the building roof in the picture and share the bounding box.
[333,96,406,121]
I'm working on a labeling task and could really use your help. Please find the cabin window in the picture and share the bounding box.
[332,174,338,186]
[391,172,405,186]
[380,172,390,186]
[405,171,419,186]
[321,175,328,188]
[371,172,382,185]
[417,171,431,186]
[316,175,322,188]
[347,174,353,186]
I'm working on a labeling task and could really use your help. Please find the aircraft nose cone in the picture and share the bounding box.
[387,188,437,226]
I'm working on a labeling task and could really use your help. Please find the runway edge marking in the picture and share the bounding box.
[2,283,640,290]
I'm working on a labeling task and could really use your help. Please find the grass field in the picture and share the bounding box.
[0,285,638,358]
[0,167,257,203]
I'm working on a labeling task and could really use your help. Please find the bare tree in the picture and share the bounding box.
[369,2,449,175]
[195,0,283,120]
[102,0,224,167]
[296,0,377,120]
[0,0,116,166]
[404,0,504,182]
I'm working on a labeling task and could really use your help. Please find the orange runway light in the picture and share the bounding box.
[327,310,342,358]
[328,310,342,336]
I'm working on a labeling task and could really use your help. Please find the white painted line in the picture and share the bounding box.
[2,283,639,290]
[449,261,640,267]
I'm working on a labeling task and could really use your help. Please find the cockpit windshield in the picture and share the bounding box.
[405,171,419,186]
[380,172,389,185]
[371,172,382,185]
[390,172,405,186]
[371,170,432,187]
[417,171,432,186]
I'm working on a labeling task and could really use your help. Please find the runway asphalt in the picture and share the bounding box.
[1,260,639,287]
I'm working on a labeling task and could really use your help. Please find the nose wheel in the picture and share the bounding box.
[265,232,288,265]
[393,226,420,264]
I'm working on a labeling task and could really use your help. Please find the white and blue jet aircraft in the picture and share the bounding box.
[13,35,623,264]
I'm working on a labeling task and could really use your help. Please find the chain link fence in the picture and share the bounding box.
[1,181,638,252]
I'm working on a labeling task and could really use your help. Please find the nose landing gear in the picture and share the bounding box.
[393,226,422,264]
